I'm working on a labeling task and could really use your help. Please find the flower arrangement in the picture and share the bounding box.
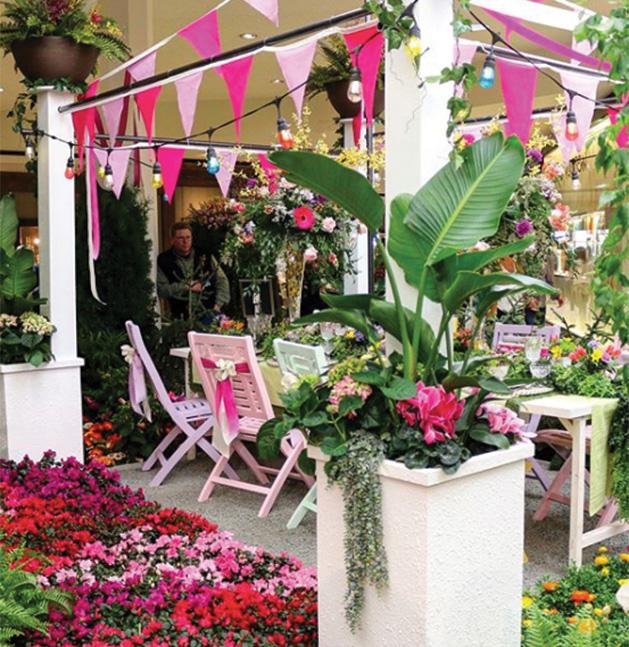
[0,453,318,647]
[0,311,55,366]
[0,0,130,65]
[221,171,354,294]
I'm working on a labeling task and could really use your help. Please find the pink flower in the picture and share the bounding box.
[478,403,527,437]
[293,206,315,230]
[329,375,372,418]
[321,217,337,233]
[396,382,464,444]
[328,252,338,266]
[304,246,318,262]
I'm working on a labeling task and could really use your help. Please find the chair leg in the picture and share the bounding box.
[527,458,551,492]
[143,427,182,471]
[198,455,230,502]
[596,499,619,528]
[534,454,573,522]
[196,437,239,480]
[234,441,270,485]
[287,484,318,530]
[258,443,304,518]
[149,431,207,487]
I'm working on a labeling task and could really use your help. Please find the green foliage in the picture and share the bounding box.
[0,0,130,65]
[0,541,73,646]
[363,0,416,52]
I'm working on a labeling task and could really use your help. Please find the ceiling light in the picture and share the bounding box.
[271,78,285,84]
[240,32,258,40]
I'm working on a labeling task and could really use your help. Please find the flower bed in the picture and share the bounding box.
[0,453,317,646]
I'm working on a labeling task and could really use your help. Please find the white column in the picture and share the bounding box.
[384,0,453,327]
[38,89,79,360]
[341,118,370,295]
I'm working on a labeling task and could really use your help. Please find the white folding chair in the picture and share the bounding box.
[273,339,328,377]
[188,333,314,518]
[492,323,560,349]
[125,321,237,487]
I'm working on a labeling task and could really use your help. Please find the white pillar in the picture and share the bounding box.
[0,88,84,462]
[384,0,453,327]
[341,119,370,295]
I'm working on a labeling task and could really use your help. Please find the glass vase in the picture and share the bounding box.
[284,247,305,321]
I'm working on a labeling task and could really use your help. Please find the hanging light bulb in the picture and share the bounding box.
[151,161,163,189]
[405,24,422,59]
[97,165,106,179]
[479,51,496,89]
[571,166,582,191]
[24,136,36,160]
[206,145,221,174]
[103,163,115,190]
[65,156,75,180]
[277,117,294,150]
[347,66,363,103]
[565,109,579,142]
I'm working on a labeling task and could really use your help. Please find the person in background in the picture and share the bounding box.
[156,221,230,321]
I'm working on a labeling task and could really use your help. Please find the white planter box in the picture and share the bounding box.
[311,440,534,647]
[0,359,84,462]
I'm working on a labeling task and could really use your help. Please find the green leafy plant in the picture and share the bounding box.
[0,541,73,646]
[0,0,130,64]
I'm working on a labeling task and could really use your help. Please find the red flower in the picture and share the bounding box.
[293,207,315,230]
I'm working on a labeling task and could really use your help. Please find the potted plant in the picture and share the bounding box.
[0,0,130,84]
[259,134,557,647]
[306,34,384,119]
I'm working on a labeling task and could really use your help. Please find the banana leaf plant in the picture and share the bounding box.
[268,133,557,391]
[0,193,45,315]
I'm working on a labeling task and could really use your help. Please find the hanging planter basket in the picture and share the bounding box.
[325,80,385,119]
[11,37,99,84]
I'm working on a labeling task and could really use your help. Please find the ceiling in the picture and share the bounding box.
[0,0,617,157]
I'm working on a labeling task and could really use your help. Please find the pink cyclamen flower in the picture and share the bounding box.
[304,246,318,262]
[321,217,337,233]
[293,206,315,230]
[478,403,527,438]
[515,220,533,237]
[396,382,464,444]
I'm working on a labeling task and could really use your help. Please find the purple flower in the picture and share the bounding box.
[316,194,328,204]
[246,178,257,189]
[601,351,612,364]
[515,220,533,237]
[587,340,599,349]
[527,148,543,163]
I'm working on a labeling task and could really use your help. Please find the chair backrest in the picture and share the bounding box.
[492,323,560,349]
[188,333,273,421]
[273,339,328,377]
[125,320,176,415]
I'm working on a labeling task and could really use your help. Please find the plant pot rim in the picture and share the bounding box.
[0,358,84,374]
[308,440,534,488]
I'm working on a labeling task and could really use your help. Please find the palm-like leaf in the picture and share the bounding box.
[0,194,18,259]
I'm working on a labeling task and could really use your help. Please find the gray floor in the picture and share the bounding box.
[116,455,629,591]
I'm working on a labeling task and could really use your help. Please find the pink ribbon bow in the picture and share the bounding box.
[128,354,152,421]
[201,358,250,438]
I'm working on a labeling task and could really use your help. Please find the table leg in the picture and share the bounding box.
[566,416,587,567]
[184,358,196,462]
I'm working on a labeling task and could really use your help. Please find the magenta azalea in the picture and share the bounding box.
[515,219,534,237]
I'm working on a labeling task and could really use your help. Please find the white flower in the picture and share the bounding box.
[304,246,318,262]
[215,359,237,382]
[321,217,337,233]
[120,345,136,365]
[470,241,490,252]
[281,372,299,392]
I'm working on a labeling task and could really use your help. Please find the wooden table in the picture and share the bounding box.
[521,395,629,566]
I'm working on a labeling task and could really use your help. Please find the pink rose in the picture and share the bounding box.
[321,217,337,233]
[304,246,318,262]
[328,252,338,266]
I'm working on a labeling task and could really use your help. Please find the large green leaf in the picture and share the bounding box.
[268,150,384,232]
[1,247,37,302]
[474,285,529,322]
[295,309,374,340]
[0,194,18,259]
[404,133,525,266]
[442,271,558,313]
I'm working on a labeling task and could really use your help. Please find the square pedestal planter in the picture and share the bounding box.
[311,440,534,647]
[0,359,84,461]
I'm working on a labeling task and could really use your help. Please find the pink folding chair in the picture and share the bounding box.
[188,332,314,518]
[125,321,237,487]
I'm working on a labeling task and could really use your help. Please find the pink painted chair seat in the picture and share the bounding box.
[125,321,237,487]
[188,332,314,518]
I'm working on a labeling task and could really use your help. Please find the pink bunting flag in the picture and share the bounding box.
[242,0,278,26]
[72,80,100,174]
[607,94,629,150]
[275,41,317,120]
[101,98,125,148]
[215,148,239,197]
[497,58,538,145]
[175,72,204,138]
[352,113,362,147]
[560,71,600,153]
[128,51,158,82]
[220,56,254,142]
[134,86,162,145]
[454,42,477,98]
[178,10,222,60]
[93,147,130,199]
[158,147,186,203]
[344,26,384,126]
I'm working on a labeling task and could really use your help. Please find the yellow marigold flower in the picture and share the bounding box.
[597,546,608,553]
[551,346,562,359]
[567,617,578,624]
[601,567,610,576]
[618,579,629,586]
[619,553,629,563]
[594,608,603,617]
[595,555,609,566]
[578,618,597,633]
[522,619,532,627]
[543,581,559,591]
[592,348,603,362]
[522,596,533,609]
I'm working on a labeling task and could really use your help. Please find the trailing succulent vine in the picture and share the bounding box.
[325,431,388,632]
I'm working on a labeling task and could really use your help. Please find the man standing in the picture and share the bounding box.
[156,221,230,320]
